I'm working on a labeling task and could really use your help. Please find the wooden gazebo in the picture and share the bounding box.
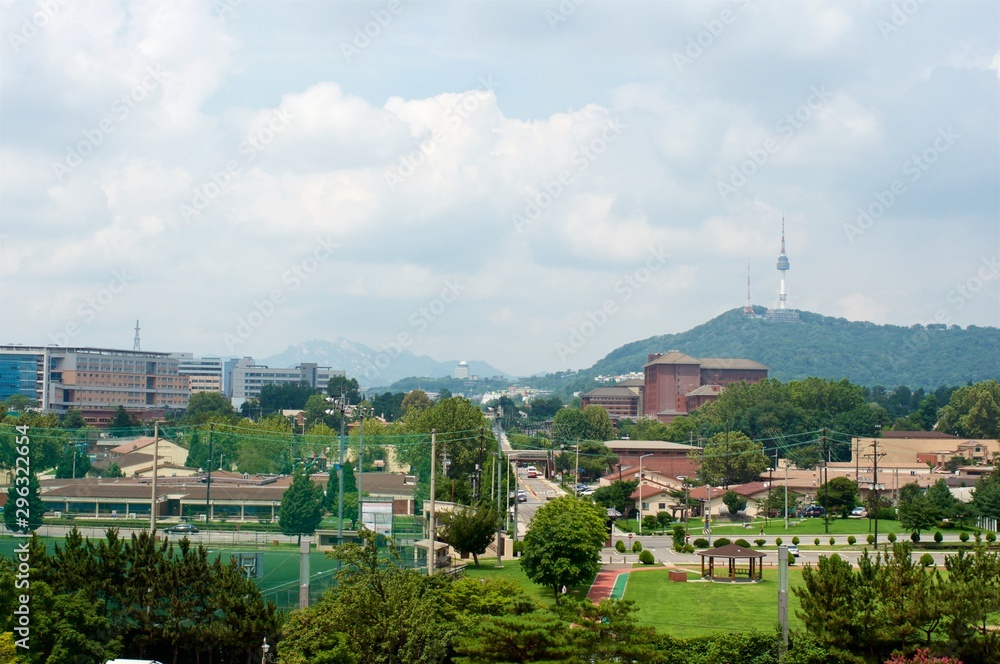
[698,543,766,582]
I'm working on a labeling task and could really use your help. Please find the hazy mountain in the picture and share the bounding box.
[531,307,1000,393]
[260,338,511,388]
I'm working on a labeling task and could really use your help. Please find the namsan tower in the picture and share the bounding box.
[765,216,800,322]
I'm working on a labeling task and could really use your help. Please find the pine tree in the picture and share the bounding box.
[280,469,325,542]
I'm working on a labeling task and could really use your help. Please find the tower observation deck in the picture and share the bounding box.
[766,216,799,322]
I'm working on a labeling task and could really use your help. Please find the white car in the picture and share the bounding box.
[786,544,799,557]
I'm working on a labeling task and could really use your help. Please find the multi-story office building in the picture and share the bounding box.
[229,357,345,401]
[643,351,767,423]
[0,346,189,415]
[173,353,224,394]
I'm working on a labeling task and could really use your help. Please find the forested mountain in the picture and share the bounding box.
[533,308,999,394]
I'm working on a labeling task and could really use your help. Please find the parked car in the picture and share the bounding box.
[801,505,826,517]
[163,523,199,534]
[850,506,868,518]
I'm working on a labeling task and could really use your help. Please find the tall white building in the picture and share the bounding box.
[172,354,224,394]
[229,358,345,401]
[455,360,470,379]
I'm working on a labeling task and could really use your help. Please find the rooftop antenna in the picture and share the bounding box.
[133,319,141,351]
[743,262,755,317]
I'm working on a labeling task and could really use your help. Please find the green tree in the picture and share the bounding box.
[109,405,137,434]
[4,472,45,533]
[454,610,579,663]
[925,479,958,521]
[184,391,236,423]
[439,502,499,567]
[304,393,334,428]
[55,444,90,479]
[816,477,858,518]
[897,485,941,537]
[25,582,121,663]
[279,469,325,542]
[528,395,564,420]
[60,408,86,429]
[937,380,1000,438]
[551,408,589,442]
[521,496,608,603]
[327,376,361,403]
[722,489,748,515]
[592,479,639,518]
[973,471,1000,520]
[401,389,432,415]
[693,432,769,487]
[582,405,615,442]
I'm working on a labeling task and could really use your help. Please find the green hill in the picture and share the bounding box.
[536,308,1000,393]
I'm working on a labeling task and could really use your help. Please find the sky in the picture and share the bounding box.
[0,0,998,378]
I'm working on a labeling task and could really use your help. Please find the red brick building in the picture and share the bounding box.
[643,351,768,423]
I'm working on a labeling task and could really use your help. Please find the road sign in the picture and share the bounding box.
[628,533,633,540]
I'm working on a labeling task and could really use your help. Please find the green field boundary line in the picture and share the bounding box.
[610,572,629,600]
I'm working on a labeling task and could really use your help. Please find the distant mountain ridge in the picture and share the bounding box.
[261,338,510,388]
[537,308,1000,392]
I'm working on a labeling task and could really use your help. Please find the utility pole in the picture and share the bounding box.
[150,422,159,533]
[778,546,789,654]
[822,428,829,534]
[864,439,886,549]
[575,444,580,495]
[496,426,503,568]
[428,429,437,577]
[336,391,348,544]
[476,427,485,500]
[206,424,214,526]
[784,461,789,531]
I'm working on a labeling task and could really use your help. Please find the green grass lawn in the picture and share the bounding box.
[623,568,805,638]
[463,560,594,607]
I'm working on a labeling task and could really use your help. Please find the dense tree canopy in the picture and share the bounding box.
[937,380,1000,439]
[279,469,325,541]
[693,432,769,487]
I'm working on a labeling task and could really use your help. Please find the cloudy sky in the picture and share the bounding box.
[1,0,997,377]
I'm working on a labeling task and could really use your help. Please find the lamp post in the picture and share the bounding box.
[261,636,271,663]
[638,454,653,535]
[574,444,580,495]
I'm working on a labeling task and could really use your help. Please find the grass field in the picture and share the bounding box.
[621,517,946,538]
[463,560,594,607]
[623,568,805,638]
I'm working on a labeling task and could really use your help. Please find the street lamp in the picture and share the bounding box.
[574,444,580,496]
[638,454,653,535]
[261,636,271,663]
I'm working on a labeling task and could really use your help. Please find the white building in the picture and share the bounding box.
[173,353,224,394]
[455,360,470,379]
[229,357,345,401]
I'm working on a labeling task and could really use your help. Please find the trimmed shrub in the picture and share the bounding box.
[847,535,857,545]
[814,538,821,546]
[713,537,732,547]
[775,537,783,546]
[988,532,997,544]
[632,540,643,553]
[887,532,897,543]
[754,539,766,547]
[934,531,943,543]
[672,524,686,552]
[615,540,627,553]
[639,549,655,565]
[867,534,875,545]
[734,538,751,548]
[513,540,525,556]
[829,537,836,546]
[960,531,970,543]
[911,532,920,543]
[792,536,800,545]
[681,543,695,554]
[693,538,709,548]
[919,553,934,568]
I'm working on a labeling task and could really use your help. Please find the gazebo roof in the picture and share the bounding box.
[697,544,766,559]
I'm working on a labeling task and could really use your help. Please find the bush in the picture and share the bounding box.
[934,531,943,543]
[867,534,875,545]
[792,536,800,545]
[814,538,821,546]
[615,540,626,553]
[775,537,783,546]
[638,549,655,565]
[513,540,525,556]
[693,538,709,548]
[642,515,659,532]
[988,532,997,544]
[681,543,695,554]
[829,537,836,546]
[632,540,643,553]
[887,532,897,543]
[919,553,935,568]
[960,531,970,543]
[937,520,955,529]
[672,524,686,552]
[847,535,857,545]
[754,538,766,547]
[911,532,920,543]
[713,537,732,547]
[734,538,751,548]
